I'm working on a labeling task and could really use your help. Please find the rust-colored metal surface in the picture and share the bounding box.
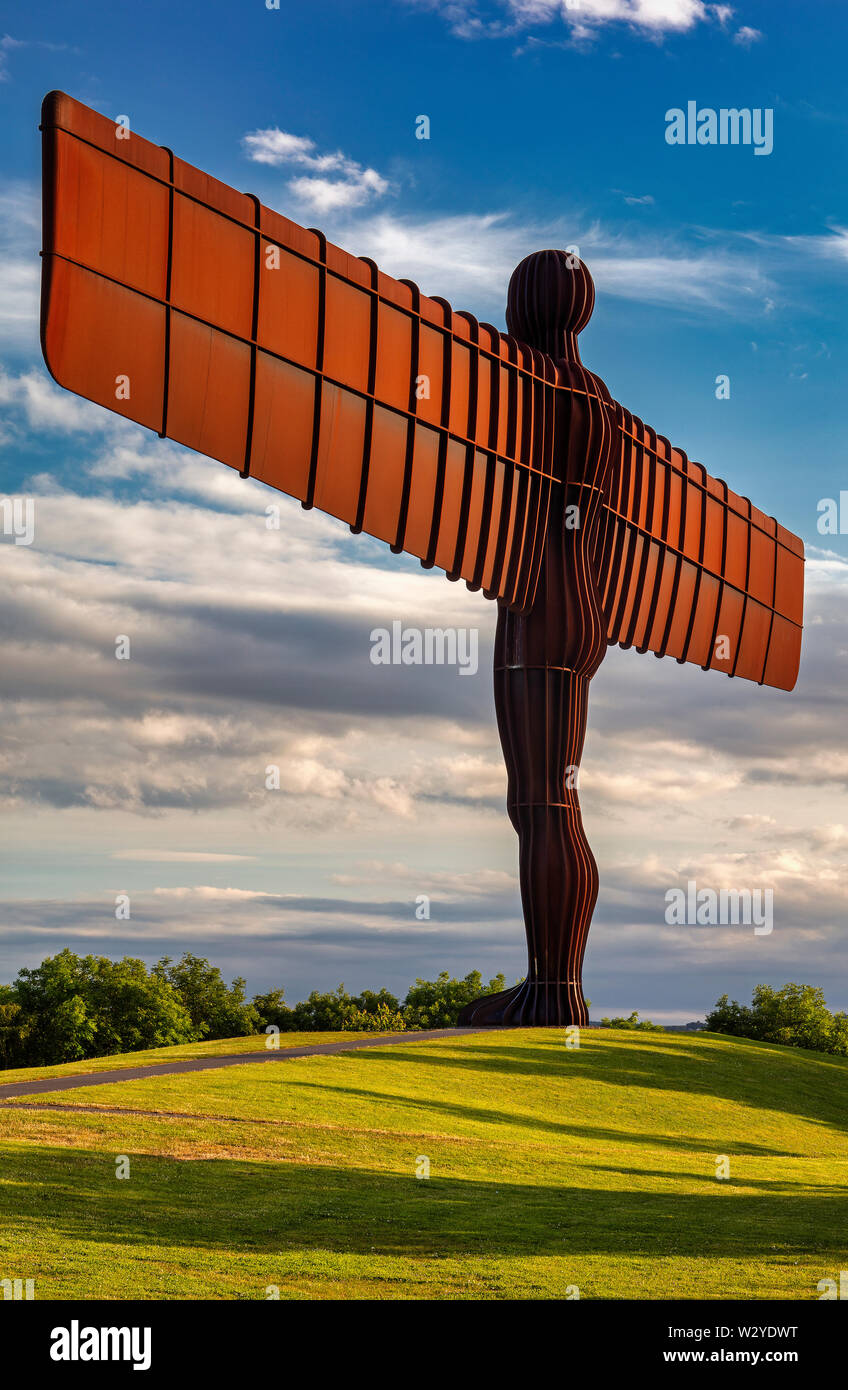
[598,410,804,688]
[40,91,559,614]
[39,92,805,1025]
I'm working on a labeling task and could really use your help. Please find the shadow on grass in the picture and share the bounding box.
[278,1078,788,1156]
[1,1143,846,1262]
[334,1034,848,1142]
[589,1164,838,1190]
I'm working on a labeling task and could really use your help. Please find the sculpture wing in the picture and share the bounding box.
[593,405,804,691]
[39,91,556,612]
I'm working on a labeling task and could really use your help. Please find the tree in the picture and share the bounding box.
[402,971,506,1030]
[11,949,196,1064]
[0,985,28,1068]
[706,983,848,1057]
[704,994,755,1039]
[252,988,290,1031]
[154,954,259,1040]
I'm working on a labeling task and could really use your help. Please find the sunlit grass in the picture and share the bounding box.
[1,1028,846,1299]
[0,1031,383,1084]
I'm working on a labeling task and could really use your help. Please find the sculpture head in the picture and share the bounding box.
[506,249,595,361]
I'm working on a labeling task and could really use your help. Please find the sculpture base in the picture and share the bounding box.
[457,978,588,1028]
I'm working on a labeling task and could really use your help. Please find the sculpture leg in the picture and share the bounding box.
[459,658,597,1026]
[458,499,606,1028]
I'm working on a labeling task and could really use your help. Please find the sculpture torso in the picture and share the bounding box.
[500,355,617,673]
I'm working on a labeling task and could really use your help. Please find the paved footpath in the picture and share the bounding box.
[0,1028,490,1101]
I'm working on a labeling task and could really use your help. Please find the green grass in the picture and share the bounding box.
[1,1028,846,1300]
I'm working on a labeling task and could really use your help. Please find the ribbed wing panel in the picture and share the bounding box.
[594,406,804,691]
[39,92,806,661]
[40,91,556,611]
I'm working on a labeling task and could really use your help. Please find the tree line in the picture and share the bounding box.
[1,952,845,1069]
[705,983,848,1056]
[0,949,506,1068]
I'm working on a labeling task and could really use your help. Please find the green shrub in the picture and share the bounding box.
[401,971,506,1029]
[254,975,508,1033]
[599,1011,664,1032]
[340,1001,406,1032]
[273,984,403,1032]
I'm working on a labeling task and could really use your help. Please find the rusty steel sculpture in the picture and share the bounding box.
[39,92,805,1026]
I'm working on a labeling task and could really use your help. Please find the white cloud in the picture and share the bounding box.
[287,169,389,214]
[331,860,517,898]
[113,850,257,862]
[734,24,762,45]
[0,33,73,82]
[85,432,269,513]
[406,0,752,42]
[0,441,496,827]
[0,183,40,349]
[588,738,741,807]
[331,211,521,304]
[0,259,39,346]
[242,130,326,167]
[777,226,848,265]
[566,0,710,33]
[0,35,24,82]
[326,208,780,317]
[0,365,109,434]
[242,126,389,214]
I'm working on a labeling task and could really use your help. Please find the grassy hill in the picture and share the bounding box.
[0,1030,381,1085]
[1,1027,846,1300]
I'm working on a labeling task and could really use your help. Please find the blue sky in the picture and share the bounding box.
[1,0,847,1020]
